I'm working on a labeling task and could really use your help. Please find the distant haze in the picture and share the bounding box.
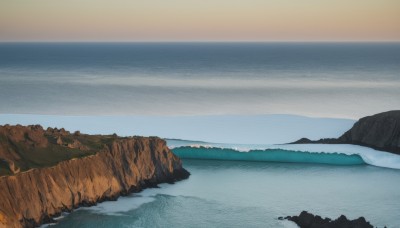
[0,114,355,144]
[1,0,399,41]
[0,43,399,119]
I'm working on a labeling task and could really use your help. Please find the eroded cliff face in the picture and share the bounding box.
[0,125,189,228]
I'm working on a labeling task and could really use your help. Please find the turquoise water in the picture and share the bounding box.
[52,159,400,228]
[167,141,400,169]
[173,147,365,165]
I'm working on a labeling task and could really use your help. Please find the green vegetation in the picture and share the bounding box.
[0,132,123,176]
[13,144,96,171]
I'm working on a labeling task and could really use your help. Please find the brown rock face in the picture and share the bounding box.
[0,124,48,151]
[0,125,189,228]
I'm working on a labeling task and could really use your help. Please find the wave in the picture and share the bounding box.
[170,143,400,169]
[172,146,365,166]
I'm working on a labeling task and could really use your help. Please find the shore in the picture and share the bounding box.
[0,125,189,227]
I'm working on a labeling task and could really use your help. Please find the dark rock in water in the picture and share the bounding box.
[291,110,400,155]
[284,211,374,228]
[291,137,338,144]
[291,138,313,144]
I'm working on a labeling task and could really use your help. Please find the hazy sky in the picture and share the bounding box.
[1,0,400,41]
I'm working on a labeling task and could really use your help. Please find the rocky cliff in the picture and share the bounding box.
[291,111,400,155]
[338,111,400,154]
[0,125,189,228]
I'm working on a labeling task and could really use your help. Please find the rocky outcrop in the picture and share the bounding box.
[280,211,374,228]
[0,125,189,228]
[291,111,400,155]
[338,111,400,154]
[66,139,89,150]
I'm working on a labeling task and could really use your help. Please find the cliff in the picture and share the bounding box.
[337,110,400,154]
[291,111,400,155]
[0,125,189,228]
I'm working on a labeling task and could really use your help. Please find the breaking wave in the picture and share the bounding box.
[172,146,365,165]
[169,142,400,169]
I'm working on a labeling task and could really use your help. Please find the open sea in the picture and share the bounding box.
[1,42,399,118]
[1,43,400,227]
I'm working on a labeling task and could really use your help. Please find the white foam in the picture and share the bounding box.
[38,212,70,227]
[39,223,57,227]
[81,184,178,216]
[83,195,155,216]
[270,144,400,170]
[53,212,69,221]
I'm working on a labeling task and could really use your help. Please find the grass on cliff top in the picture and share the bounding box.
[0,134,121,176]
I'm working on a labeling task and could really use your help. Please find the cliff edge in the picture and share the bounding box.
[291,110,400,155]
[0,125,189,228]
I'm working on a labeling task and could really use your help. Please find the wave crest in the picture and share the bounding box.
[172,146,366,166]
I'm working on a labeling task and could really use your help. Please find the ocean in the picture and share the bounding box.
[0,42,399,118]
[1,43,400,227]
[48,158,400,228]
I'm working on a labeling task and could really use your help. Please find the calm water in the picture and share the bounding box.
[52,160,400,228]
[1,42,399,118]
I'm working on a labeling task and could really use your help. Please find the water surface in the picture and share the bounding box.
[1,42,399,118]
[52,160,400,228]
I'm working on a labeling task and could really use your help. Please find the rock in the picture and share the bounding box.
[7,160,20,174]
[0,124,48,149]
[0,159,20,174]
[0,124,190,228]
[56,136,63,145]
[291,110,400,155]
[284,211,374,228]
[67,139,89,150]
[338,110,400,154]
[292,138,314,144]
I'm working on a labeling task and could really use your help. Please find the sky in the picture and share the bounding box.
[1,0,400,42]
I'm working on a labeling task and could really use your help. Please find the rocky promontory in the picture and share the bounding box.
[291,110,400,155]
[0,124,189,228]
[281,211,374,228]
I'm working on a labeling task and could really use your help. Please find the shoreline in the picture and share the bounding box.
[37,168,190,227]
[0,125,190,228]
